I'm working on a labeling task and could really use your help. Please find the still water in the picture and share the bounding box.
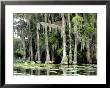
[14,64,97,76]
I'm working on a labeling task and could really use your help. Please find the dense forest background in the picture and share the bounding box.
[13,13,97,65]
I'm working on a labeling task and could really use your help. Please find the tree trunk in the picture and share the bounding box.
[22,36,26,60]
[73,38,78,64]
[68,13,72,64]
[61,13,67,64]
[28,19,33,61]
[36,24,40,63]
[27,20,33,61]
[51,45,55,63]
[45,13,50,64]
[86,40,92,63]
[73,13,79,64]
[21,30,26,60]
[30,36,33,61]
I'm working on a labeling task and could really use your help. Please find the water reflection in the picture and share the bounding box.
[14,64,97,76]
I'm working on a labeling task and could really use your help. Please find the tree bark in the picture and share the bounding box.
[36,23,40,63]
[51,45,55,63]
[61,13,67,64]
[30,36,33,61]
[73,13,79,64]
[21,35,26,60]
[86,40,91,64]
[73,38,78,64]
[44,13,50,64]
[21,29,26,60]
[68,13,72,64]
[28,20,33,61]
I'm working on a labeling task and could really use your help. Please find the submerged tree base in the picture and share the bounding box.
[73,61,77,65]
[61,56,68,65]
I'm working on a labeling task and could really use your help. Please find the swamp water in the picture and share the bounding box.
[14,64,97,76]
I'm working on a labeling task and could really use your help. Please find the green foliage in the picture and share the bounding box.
[30,61,36,65]
[72,14,83,33]
[14,62,61,70]
[15,49,24,56]
[83,23,95,33]
[56,48,62,56]
[48,30,57,44]
[72,14,83,25]
[72,15,83,22]
[13,38,24,58]
[13,38,22,51]
[39,33,45,50]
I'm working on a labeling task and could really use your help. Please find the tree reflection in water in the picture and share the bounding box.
[14,64,97,76]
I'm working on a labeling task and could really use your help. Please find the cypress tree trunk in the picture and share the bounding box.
[21,35,26,60]
[45,13,50,64]
[28,20,33,61]
[30,36,33,61]
[86,40,91,63]
[61,13,67,64]
[21,29,26,60]
[73,13,79,64]
[51,45,54,63]
[36,23,40,63]
[68,13,72,64]
[74,38,78,64]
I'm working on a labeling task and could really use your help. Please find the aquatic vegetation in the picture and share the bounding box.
[14,62,96,76]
